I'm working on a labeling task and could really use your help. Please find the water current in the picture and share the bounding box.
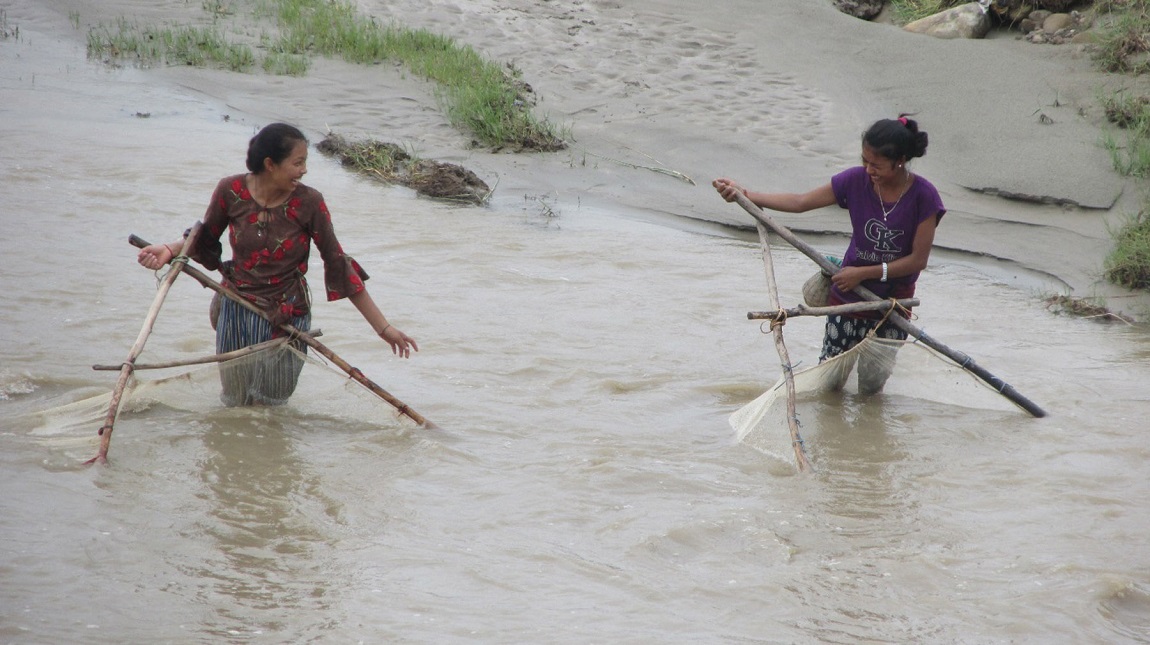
[2,12,1149,645]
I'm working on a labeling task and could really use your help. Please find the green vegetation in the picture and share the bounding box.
[1106,211,1150,289]
[1089,2,1150,74]
[87,18,255,71]
[83,0,563,151]
[888,0,964,24]
[1084,0,1150,177]
[1091,1,1150,296]
[267,0,562,150]
[1100,91,1150,177]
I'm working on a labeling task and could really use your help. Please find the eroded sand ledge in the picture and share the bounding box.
[19,0,1150,318]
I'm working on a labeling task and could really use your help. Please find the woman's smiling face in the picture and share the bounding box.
[861,144,904,187]
[265,140,308,192]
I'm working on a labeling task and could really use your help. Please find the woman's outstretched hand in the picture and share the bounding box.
[380,325,419,358]
[713,178,745,203]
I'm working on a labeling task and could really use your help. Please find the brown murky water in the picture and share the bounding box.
[2,8,1150,645]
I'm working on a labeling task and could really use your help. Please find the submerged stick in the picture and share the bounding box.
[748,299,919,320]
[90,331,323,371]
[732,193,1047,418]
[88,223,204,464]
[754,223,812,473]
[128,235,437,429]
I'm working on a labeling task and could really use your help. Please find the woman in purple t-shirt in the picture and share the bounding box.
[713,115,945,391]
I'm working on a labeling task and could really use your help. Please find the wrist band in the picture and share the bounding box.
[379,323,392,336]
[881,262,888,282]
[164,243,176,257]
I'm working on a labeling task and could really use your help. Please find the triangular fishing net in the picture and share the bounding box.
[731,334,1022,455]
[15,344,412,459]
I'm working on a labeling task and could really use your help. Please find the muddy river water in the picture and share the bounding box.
[2,10,1150,645]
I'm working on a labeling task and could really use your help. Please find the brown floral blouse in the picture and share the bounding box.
[187,174,369,327]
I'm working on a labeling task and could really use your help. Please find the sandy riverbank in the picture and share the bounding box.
[7,0,1150,317]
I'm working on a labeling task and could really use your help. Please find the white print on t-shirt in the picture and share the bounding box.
[862,218,905,255]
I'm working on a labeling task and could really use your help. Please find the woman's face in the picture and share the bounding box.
[861,144,903,186]
[265,140,308,191]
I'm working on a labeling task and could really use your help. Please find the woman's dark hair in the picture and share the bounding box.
[863,113,928,163]
[246,123,308,174]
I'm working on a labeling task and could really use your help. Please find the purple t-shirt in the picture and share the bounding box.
[828,165,945,308]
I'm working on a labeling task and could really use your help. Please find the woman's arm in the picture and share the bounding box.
[349,289,418,358]
[136,238,186,271]
[713,178,836,213]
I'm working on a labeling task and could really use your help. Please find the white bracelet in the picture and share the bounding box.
[881,262,888,282]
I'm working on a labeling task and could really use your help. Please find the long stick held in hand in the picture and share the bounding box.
[732,192,1047,418]
[128,234,437,430]
[87,223,204,464]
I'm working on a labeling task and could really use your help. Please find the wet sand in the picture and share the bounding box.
[5,0,1150,318]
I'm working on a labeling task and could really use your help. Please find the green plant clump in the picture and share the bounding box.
[1106,211,1150,289]
[1090,9,1150,74]
[887,0,965,24]
[87,19,254,71]
[1101,91,1150,177]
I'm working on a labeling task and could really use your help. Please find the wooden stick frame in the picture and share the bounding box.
[127,234,436,429]
[732,192,1047,418]
[90,331,323,371]
[753,223,813,472]
[87,223,204,464]
[748,299,919,320]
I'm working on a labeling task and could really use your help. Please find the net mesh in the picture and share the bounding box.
[16,344,411,456]
[731,334,1022,455]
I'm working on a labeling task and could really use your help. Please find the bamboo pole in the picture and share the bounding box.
[732,192,1047,418]
[90,331,323,371]
[128,235,437,429]
[753,223,812,472]
[748,299,919,320]
[87,223,204,464]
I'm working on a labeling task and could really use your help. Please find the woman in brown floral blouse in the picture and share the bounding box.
[137,123,417,405]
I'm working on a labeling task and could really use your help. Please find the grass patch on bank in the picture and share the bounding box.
[1090,2,1150,74]
[267,0,563,150]
[84,0,563,151]
[1100,91,1150,177]
[87,18,256,71]
[1088,0,1150,297]
[1106,211,1150,289]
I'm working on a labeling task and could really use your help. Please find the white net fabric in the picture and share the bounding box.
[731,334,1022,452]
[17,345,410,457]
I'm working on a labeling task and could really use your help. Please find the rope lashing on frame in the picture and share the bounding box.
[758,308,789,333]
